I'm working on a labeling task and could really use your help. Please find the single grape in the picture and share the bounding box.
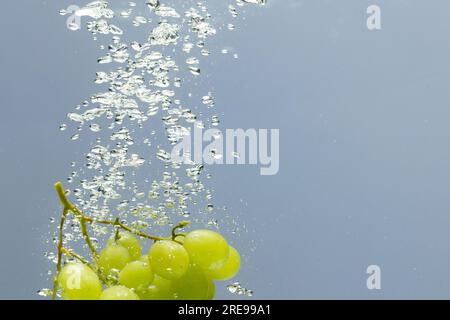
[107,232,142,260]
[99,243,132,276]
[99,285,140,300]
[119,261,154,290]
[171,265,214,300]
[58,263,102,300]
[183,230,229,272]
[148,240,189,280]
[138,275,175,300]
[208,246,241,280]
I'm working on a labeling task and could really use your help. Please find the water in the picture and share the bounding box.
[50,0,264,298]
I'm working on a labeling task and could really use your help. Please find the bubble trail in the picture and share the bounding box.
[48,0,265,297]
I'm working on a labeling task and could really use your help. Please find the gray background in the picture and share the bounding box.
[2,0,450,299]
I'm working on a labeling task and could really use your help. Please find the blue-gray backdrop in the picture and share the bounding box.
[1,0,450,299]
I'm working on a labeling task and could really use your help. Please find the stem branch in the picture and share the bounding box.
[52,182,191,299]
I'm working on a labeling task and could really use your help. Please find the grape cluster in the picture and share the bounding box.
[57,230,241,300]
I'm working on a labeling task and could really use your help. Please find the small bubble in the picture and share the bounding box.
[186,57,199,65]
[37,289,53,297]
[211,116,220,126]
[226,282,254,297]
[188,66,201,76]
[89,123,102,132]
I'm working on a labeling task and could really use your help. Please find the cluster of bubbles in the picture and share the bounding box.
[43,0,265,298]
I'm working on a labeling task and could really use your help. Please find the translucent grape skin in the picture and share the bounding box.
[138,275,175,300]
[208,246,241,281]
[183,230,230,272]
[148,240,189,280]
[107,232,142,260]
[99,243,132,276]
[206,280,216,300]
[171,265,215,300]
[119,261,154,290]
[138,255,148,263]
[58,263,102,300]
[99,285,140,300]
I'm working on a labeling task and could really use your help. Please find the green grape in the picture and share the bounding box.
[119,261,154,290]
[208,246,241,280]
[171,265,214,300]
[148,240,189,280]
[138,255,148,263]
[58,263,102,300]
[99,285,140,300]
[107,232,142,260]
[183,230,230,272]
[138,275,175,300]
[99,243,132,276]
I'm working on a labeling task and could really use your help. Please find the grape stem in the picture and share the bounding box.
[51,207,68,300]
[51,182,190,299]
[172,220,190,240]
[85,216,167,242]
[61,247,91,266]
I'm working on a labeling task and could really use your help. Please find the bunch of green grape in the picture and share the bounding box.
[57,229,241,300]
